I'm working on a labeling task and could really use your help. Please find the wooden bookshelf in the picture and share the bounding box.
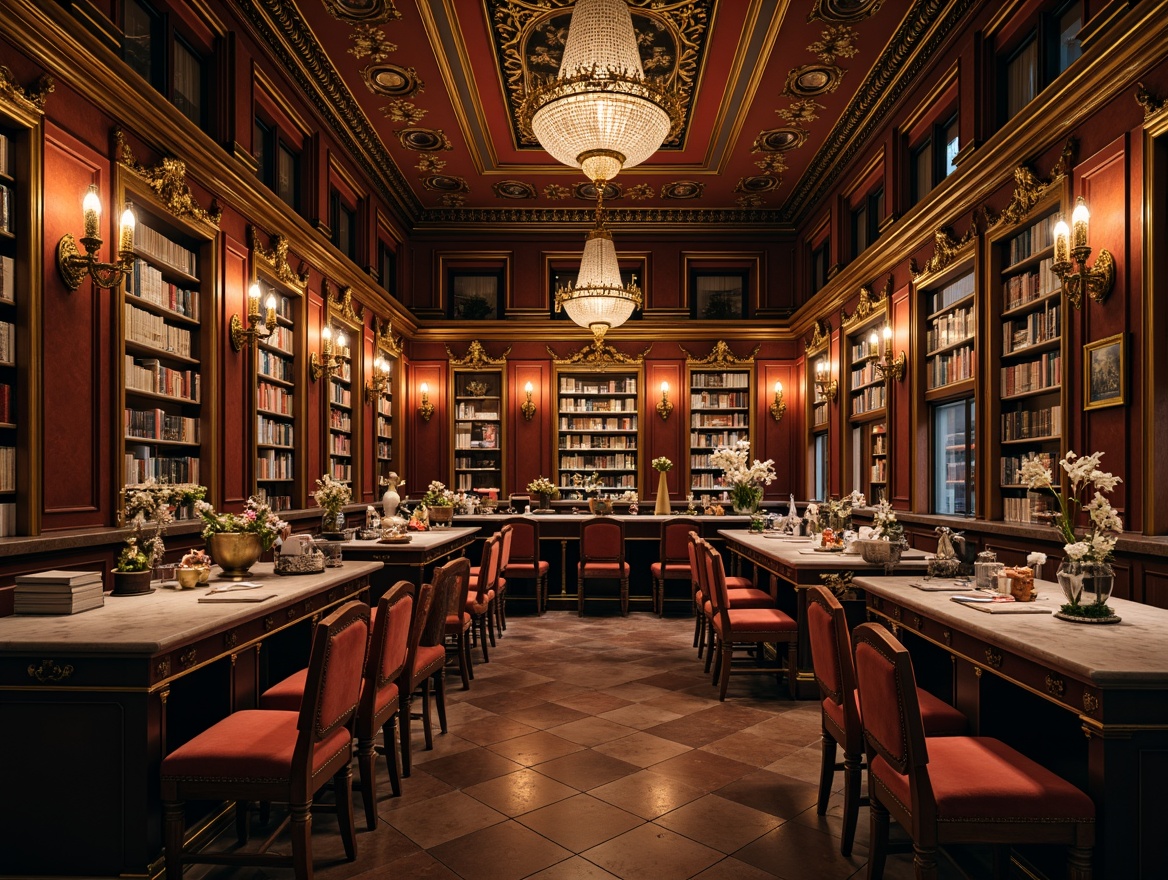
[555,367,642,497]
[685,344,755,502]
[321,283,363,491]
[843,295,888,501]
[370,318,400,487]
[451,367,504,495]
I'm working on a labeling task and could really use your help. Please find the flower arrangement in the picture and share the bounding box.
[652,456,673,473]
[196,497,289,551]
[804,502,821,533]
[822,490,866,532]
[1022,450,1122,617]
[181,549,212,569]
[572,472,604,496]
[421,480,454,507]
[527,476,559,498]
[313,474,352,516]
[117,480,207,571]
[709,440,776,512]
[618,490,638,503]
[870,498,903,541]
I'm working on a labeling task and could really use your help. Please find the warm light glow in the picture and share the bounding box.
[524,381,533,394]
[556,227,642,336]
[420,382,429,395]
[1071,196,1090,250]
[265,294,277,311]
[248,283,262,303]
[660,381,669,394]
[883,324,892,342]
[322,326,332,341]
[816,360,825,378]
[775,381,783,394]
[335,331,347,350]
[869,330,879,347]
[82,185,101,239]
[118,206,136,254]
[1053,219,1070,264]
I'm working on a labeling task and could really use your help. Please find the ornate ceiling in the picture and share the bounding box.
[240,0,965,227]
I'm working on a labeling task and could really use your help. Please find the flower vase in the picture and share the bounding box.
[1057,561,1085,606]
[731,487,759,515]
[588,497,613,516]
[654,472,671,515]
[208,532,263,579]
[1083,561,1115,607]
[381,487,400,519]
[537,493,552,511]
[321,509,346,538]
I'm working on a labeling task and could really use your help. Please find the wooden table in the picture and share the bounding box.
[718,531,928,698]
[856,575,1168,879]
[0,562,380,878]
[336,527,478,596]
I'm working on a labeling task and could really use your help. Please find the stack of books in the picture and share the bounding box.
[13,569,105,615]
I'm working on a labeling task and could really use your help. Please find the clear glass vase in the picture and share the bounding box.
[1057,560,1085,606]
[1083,561,1115,607]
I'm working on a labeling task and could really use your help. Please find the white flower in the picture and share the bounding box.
[1020,456,1054,489]
[1089,468,1122,493]
[1086,492,1124,534]
[1089,532,1117,558]
[846,490,867,507]
[1064,542,1090,562]
[1061,450,1105,498]
[1026,551,1047,567]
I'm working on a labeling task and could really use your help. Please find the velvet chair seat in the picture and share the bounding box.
[579,561,630,577]
[652,517,701,616]
[499,517,550,614]
[577,518,630,617]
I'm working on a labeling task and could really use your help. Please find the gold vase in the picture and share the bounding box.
[654,471,671,516]
[209,532,263,579]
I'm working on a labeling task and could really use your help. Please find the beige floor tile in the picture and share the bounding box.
[517,793,643,852]
[588,768,707,819]
[429,820,572,880]
[582,823,723,880]
[591,731,692,768]
[462,768,578,817]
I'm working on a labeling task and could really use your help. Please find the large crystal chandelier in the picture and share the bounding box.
[520,0,681,341]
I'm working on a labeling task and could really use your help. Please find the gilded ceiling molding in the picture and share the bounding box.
[418,206,785,225]
[114,129,222,228]
[805,318,832,352]
[446,340,510,367]
[373,315,403,357]
[493,180,537,199]
[991,138,1075,230]
[679,340,760,366]
[752,127,809,152]
[808,26,860,65]
[1136,82,1167,121]
[347,25,397,62]
[0,67,53,115]
[323,0,401,25]
[783,0,976,222]
[625,183,654,201]
[324,279,364,327]
[547,338,651,366]
[839,275,892,328]
[249,225,309,292]
[784,64,844,97]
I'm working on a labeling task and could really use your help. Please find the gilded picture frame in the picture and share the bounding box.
[1083,333,1125,411]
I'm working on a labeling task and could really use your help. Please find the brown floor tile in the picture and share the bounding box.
[599,681,676,702]
[699,731,803,768]
[429,820,572,880]
[535,748,641,791]
[642,715,738,748]
[552,691,635,716]
[466,688,549,714]
[501,701,591,730]
[487,730,584,766]
[648,749,756,791]
[688,703,776,729]
[515,679,592,702]
[764,744,841,787]
[596,703,684,730]
[635,670,714,691]
[408,731,480,766]
[547,716,639,747]
[582,823,723,880]
[715,769,821,820]
[653,794,782,853]
[463,768,578,817]
[588,768,707,819]
[522,856,621,880]
[382,790,506,849]
[640,691,717,717]
[360,849,463,880]
[450,715,540,746]
[734,820,864,880]
[517,793,644,852]
[591,731,692,768]
[689,856,783,880]
[376,767,456,814]
[419,748,525,788]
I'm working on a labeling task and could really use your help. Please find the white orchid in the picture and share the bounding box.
[1026,450,1123,567]
[710,440,776,511]
[1064,542,1090,561]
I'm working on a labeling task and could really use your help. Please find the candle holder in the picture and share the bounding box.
[769,381,786,422]
[870,324,906,384]
[363,356,391,403]
[57,187,136,291]
[418,382,435,421]
[1052,197,1115,309]
[656,381,673,420]
[520,381,536,421]
[814,360,838,402]
[310,326,347,381]
[230,283,278,351]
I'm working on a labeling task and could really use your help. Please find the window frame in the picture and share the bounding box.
[254,114,303,213]
[330,188,359,262]
[997,0,1082,124]
[850,186,883,259]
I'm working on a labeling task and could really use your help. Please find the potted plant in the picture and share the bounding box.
[113,537,154,596]
[313,474,353,537]
[652,457,673,515]
[180,549,213,586]
[709,440,776,514]
[857,499,906,569]
[1022,450,1123,622]
[113,480,207,596]
[527,476,558,511]
[421,480,455,525]
[197,497,288,579]
[573,472,610,515]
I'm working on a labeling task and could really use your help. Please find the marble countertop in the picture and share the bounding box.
[0,562,381,655]
[456,514,752,522]
[855,575,1168,686]
[334,527,478,551]
[719,531,929,569]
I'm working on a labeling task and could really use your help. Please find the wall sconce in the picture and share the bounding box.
[814,359,838,402]
[57,185,136,290]
[769,381,786,422]
[870,324,906,384]
[656,381,674,420]
[310,326,347,381]
[364,356,391,404]
[520,381,536,421]
[1052,197,1115,309]
[418,381,435,421]
[230,282,278,351]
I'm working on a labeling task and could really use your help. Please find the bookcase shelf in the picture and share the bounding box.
[686,364,753,500]
[555,368,641,496]
[451,367,504,495]
[252,276,300,512]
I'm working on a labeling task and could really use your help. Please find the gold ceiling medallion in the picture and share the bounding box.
[547,338,650,367]
[840,276,892,328]
[373,315,402,357]
[777,100,824,124]
[809,0,884,23]
[543,184,571,200]
[992,138,1076,230]
[755,154,788,175]
[680,340,759,366]
[360,64,423,97]
[494,180,537,199]
[324,0,400,25]
[421,175,469,193]
[574,182,621,201]
[805,318,831,352]
[380,99,426,123]
[735,176,780,194]
[347,24,397,62]
[1136,83,1167,121]
[446,340,510,367]
[114,129,222,228]
[784,64,844,97]
[249,226,309,292]
[493,0,710,148]
[661,181,704,200]
[0,67,53,115]
[752,127,809,153]
[395,128,452,151]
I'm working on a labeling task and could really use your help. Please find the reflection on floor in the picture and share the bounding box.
[189,612,967,880]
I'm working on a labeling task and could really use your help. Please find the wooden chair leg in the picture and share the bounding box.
[357,734,378,831]
[335,764,358,861]
[399,694,413,777]
[486,601,497,647]
[163,801,185,880]
[456,632,470,690]
[289,801,313,880]
[787,641,799,700]
[498,590,507,631]
[383,715,402,799]
[421,678,433,749]
[840,750,863,857]
[704,631,716,674]
[868,795,889,880]
[435,670,447,734]
[538,574,546,615]
[577,575,585,617]
[817,728,837,814]
[717,643,733,701]
[693,606,702,647]
[465,632,475,682]
[913,844,939,880]
[620,576,629,617]
[1067,845,1093,880]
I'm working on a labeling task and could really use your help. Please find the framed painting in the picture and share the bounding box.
[448,269,503,320]
[690,270,748,319]
[1083,333,1125,411]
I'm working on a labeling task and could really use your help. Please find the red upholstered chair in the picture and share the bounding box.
[805,586,966,857]
[852,623,1095,880]
[651,517,700,616]
[689,533,773,664]
[440,557,473,689]
[500,516,550,614]
[161,601,369,880]
[400,577,449,776]
[577,517,629,617]
[467,533,500,661]
[700,539,798,701]
[494,524,514,633]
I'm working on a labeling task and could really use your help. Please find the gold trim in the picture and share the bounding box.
[249,226,309,293]
[909,209,988,279]
[374,315,403,357]
[839,278,890,328]
[445,339,510,367]
[548,338,651,366]
[679,340,760,366]
[991,139,1075,231]
[1137,82,1167,121]
[805,318,831,353]
[324,279,365,330]
[113,129,222,229]
[0,66,53,116]
[27,659,74,683]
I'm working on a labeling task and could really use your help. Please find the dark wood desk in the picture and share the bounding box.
[0,562,380,878]
[719,531,928,698]
[856,575,1168,880]
[337,527,478,596]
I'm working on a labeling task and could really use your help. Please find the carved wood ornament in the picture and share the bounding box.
[679,340,759,366]
[114,128,222,228]
[547,338,651,367]
[249,226,309,293]
[805,318,831,352]
[445,339,510,367]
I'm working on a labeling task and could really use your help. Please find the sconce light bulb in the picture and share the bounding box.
[883,324,892,342]
[868,330,878,347]
[1071,198,1090,226]
[421,382,429,395]
[1053,218,1070,241]
[322,326,332,341]
[816,360,824,378]
[524,381,533,394]
[775,381,783,394]
[265,294,277,311]
[661,381,669,394]
[248,282,262,302]
[335,331,347,349]
[119,206,136,231]
[82,186,102,218]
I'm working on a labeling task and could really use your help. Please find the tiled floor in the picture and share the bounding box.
[188,611,968,880]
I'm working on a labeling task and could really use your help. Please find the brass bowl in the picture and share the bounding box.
[209,532,264,578]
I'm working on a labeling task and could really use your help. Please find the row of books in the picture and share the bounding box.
[329,384,351,407]
[1000,352,1061,397]
[1006,214,1058,265]
[124,451,199,484]
[1003,493,1052,524]
[0,255,14,303]
[0,133,10,176]
[329,462,351,481]
[14,570,105,616]
[0,183,11,233]
[558,378,637,393]
[257,449,294,479]
[557,435,635,450]
[1002,259,1057,310]
[0,382,11,422]
[928,271,974,314]
[813,407,829,427]
[851,361,881,388]
[852,384,887,416]
[0,445,13,491]
[258,350,293,382]
[454,404,498,418]
[129,261,199,319]
[254,487,293,511]
[330,435,351,455]
[137,223,196,276]
[850,338,879,362]
[690,430,747,448]
[1001,405,1061,441]
[690,474,730,490]
[125,357,200,401]
[871,460,888,482]
[454,455,498,470]
[559,417,635,431]
[257,414,295,446]
[1001,451,1054,486]
[690,372,749,388]
[376,415,392,438]
[256,382,293,414]
[454,427,498,449]
[329,409,351,431]
[1003,303,1061,354]
[557,474,637,490]
[926,307,975,353]
[125,303,194,357]
[454,474,500,492]
[378,440,392,458]
[691,391,748,409]
[558,398,636,413]
[125,408,199,443]
[558,453,636,470]
[0,500,14,536]
[691,413,748,429]
[926,343,975,390]
[0,320,13,364]
[262,325,294,355]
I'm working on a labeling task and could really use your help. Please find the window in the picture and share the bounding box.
[172,37,203,127]
[254,118,302,212]
[851,187,883,258]
[1005,38,1038,120]
[813,433,828,502]
[932,397,975,516]
[1001,1,1081,122]
[379,242,396,296]
[330,190,357,261]
[910,113,959,205]
[810,240,830,294]
[123,0,163,88]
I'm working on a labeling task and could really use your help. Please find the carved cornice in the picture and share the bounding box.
[446,339,510,367]
[548,339,651,366]
[324,279,364,328]
[809,0,884,23]
[805,318,831,352]
[249,226,309,293]
[839,276,891,329]
[1136,82,1167,122]
[679,340,759,366]
[909,208,990,279]
[417,206,786,226]
[114,128,222,229]
[991,139,1075,230]
[783,0,977,222]
[373,315,403,357]
[0,66,53,116]
[323,0,401,25]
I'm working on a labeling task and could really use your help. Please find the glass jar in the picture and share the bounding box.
[974,549,1003,590]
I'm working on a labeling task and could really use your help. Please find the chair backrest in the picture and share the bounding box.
[402,581,436,685]
[293,600,370,785]
[687,530,704,603]
[852,623,930,797]
[500,516,539,569]
[497,524,514,572]
[361,582,413,723]
[420,572,450,650]
[437,556,471,624]
[805,585,863,750]
[580,517,625,565]
[699,539,735,632]
[473,533,500,602]
[660,517,700,573]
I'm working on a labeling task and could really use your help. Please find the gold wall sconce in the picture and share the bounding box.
[230,282,278,351]
[310,326,347,381]
[769,381,786,422]
[656,381,674,420]
[814,359,838,402]
[57,185,136,290]
[364,356,391,404]
[870,324,906,384]
[520,381,536,421]
[1053,197,1115,309]
[418,382,435,421]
